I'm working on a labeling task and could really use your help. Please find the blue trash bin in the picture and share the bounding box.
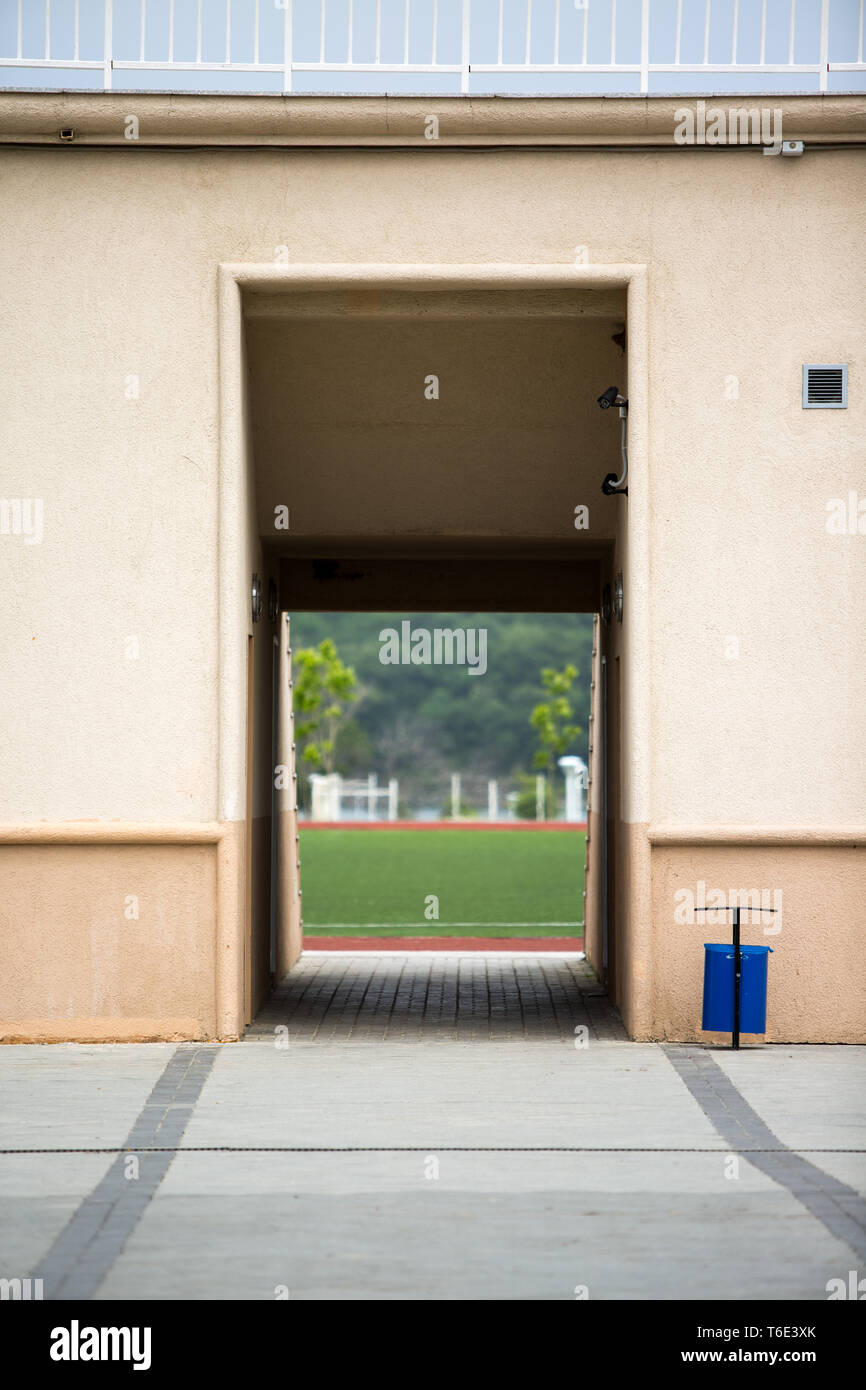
[702,943,773,1033]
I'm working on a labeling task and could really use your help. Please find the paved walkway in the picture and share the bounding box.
[1,953,864,1300]
[246,952,624,1042]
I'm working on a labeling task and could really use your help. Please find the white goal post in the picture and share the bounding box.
[309,773,398,823]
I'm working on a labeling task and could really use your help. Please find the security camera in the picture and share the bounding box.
[597,386,629,496]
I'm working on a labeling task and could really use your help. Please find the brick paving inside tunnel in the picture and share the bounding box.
[245,954,627,1042]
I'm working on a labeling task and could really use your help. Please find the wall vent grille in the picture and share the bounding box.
[802,365,847,409]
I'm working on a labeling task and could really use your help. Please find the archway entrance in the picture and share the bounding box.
[219,263,648,1039]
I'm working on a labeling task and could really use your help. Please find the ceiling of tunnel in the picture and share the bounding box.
[245,291,627,546]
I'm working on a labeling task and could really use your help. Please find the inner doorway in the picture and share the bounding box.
[248,547,621,1039]
[289,607,590,953]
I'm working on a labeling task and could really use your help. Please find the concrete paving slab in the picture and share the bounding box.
[182,1040,726,1150]
[155,1149,783,1196]
[96,1186,855,1301]
[0,1043,177,1149]
[711,1047,866,1150]
[0,1156,115,1280]
[802,1153,866,1197]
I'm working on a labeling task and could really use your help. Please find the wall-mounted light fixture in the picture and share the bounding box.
[601,583,612,626]
[251,573,263,623]
[613,572,624,622]
[597,386,629,496]
[268,578,279,622]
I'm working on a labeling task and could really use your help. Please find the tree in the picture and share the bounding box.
[294,639,358,776]
[529,664,582,818]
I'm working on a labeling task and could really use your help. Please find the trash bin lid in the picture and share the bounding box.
[703,943,774,954]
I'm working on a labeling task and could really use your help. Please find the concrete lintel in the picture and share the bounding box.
[244,286,628,320]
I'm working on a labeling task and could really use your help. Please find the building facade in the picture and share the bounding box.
[0,79,864,1043]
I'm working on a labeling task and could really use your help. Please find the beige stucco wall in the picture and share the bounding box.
[651,838,866,1043]
[1,92,864,1041]
[0,837,218,1041]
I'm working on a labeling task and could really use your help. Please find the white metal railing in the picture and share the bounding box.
[1,1,864,95]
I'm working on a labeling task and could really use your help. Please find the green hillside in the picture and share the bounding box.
[288,612,593,814]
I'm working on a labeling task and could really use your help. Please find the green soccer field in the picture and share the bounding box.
[298,828,586,937]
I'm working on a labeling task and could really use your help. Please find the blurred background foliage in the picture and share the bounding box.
[289,612,593,815]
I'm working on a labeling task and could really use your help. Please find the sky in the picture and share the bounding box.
[1,0,864,95]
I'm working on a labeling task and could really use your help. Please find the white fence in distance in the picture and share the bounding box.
[309,771,398,822]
